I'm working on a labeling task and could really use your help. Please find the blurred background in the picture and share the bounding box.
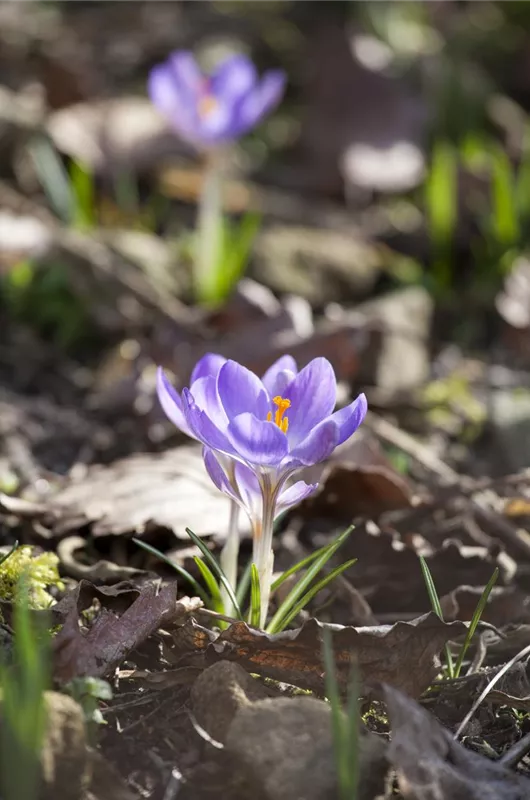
[1,0,530,489]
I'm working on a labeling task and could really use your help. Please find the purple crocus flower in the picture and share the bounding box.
[148,51,286,147]
[158,353,367,625]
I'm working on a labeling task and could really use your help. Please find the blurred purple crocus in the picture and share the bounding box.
[158,353,367,625]
[148,51,286,147]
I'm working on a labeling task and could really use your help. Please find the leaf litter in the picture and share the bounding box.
[2,4,530,799]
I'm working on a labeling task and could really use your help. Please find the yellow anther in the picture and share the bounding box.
[267,395,291,432]
[198,93,217,118]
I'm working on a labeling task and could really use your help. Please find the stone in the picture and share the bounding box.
[490,389,530,472]
[39,692,89,800]
[254,224,382,304]
[225,696,387,800]
[190,661,274,744]
[356,286,433,392]
[184,664,388,800]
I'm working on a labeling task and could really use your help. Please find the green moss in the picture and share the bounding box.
[0,546,64,609]
[361,701,390,736]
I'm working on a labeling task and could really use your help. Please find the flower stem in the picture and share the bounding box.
[196,151,223,305]
[253,478,277,628]
[220,499,240,616]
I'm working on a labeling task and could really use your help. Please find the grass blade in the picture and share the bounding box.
[0,541,19,568]
[69,159,96,230]
[194,558,224,613]
[236,558,252,607]
[322,629,349,799]
[28,135,75,224]
[270,539,339,595]
[133,538,209,605]
[344,660,360,799]
[250,564,261,628]
[490,142,519,249]
[219,213,261,299]
[419,556,454,678]
[453,567,499,678]
[0,577,49,800]
[266,526,353,634]
[185,528,242,619]
[515,124,530,228]
[425,139,458,293]
[273,560,357,632]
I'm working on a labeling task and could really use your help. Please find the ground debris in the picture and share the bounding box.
[170,612,469,698]
[385,684,530,799]
[52,579,196,682]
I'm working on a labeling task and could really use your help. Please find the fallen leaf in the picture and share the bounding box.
[57,535,147,583]
[171,612,468,698]
[302,434,413,519]
[384,684,530,799]
[52,579,193,682]
[18,445,250,539]
[47,97,186,171]
[440,585,530,627]
[504,498,530,518]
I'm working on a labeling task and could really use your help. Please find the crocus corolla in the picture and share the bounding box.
[158,354,367,625]
[148,51,286,147]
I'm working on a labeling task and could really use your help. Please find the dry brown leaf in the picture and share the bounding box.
[302,434,413,519]
[440,585,530,627]
[171,612,468,698]
[385,684,530,799]
[13,445,249,539]
[52,579,196,682]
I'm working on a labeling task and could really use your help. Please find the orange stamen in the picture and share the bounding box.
[198,94,217,118]
[267,395,290,433]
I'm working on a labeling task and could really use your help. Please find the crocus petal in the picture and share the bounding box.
[148,64,198,138]
[182,389,238,456]
[148,52,204,141]
[287,418,339,467]
[210,54,257,105]
[218,360,269,421]
[328,393,368,446]
[261,355,298,396]
[234,461,262,519]
[236,70,286,134]
[195,103,237,142]
[284,358,337,446]
[276,480,318,515]
[202,447,238,502]
[156,368,194,438]
[148,64,180,117]
[168,51,202,101]
[227,413,288,466]
[190,353,227,385]
[187,376,228,433]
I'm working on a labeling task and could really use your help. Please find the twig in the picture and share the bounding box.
[367,411,530,560]
[499,731,530,768]
[365,411,463,486]
[195,607,241,627]
[454,643,530,739]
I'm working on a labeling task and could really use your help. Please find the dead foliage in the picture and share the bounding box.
[52,579,199,682]
[170,612,468,698]
[385,684,530,800]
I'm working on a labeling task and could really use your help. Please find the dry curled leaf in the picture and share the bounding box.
[302,434,413,519]
[16,445,248,539]
[171,612,468,698]
[440,584,530,627]
[385,684,530,799]
[52,579,196,682]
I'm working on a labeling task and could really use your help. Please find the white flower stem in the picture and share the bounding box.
[196,151,223,305]
[253,479,277,628]
[220,499,240,617]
